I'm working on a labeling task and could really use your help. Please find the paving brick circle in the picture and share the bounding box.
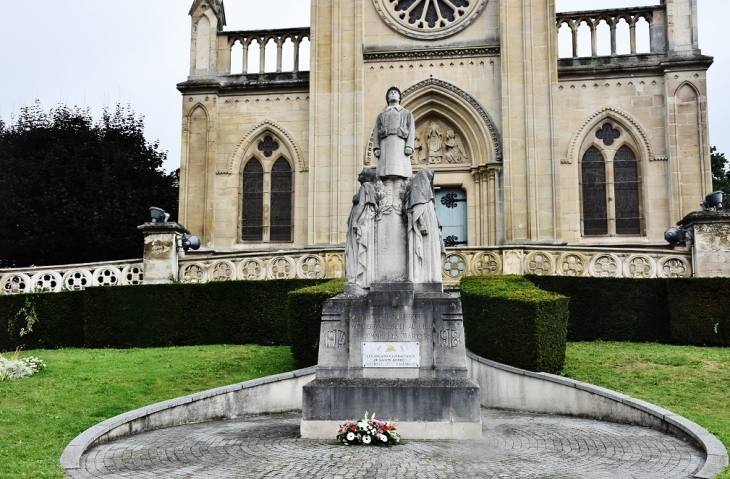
[70,409,704,478]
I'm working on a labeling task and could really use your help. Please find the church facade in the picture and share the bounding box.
[177,0,712,261]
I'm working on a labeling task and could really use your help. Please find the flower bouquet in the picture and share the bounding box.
[0,351,46,381]
[337,412,401,446]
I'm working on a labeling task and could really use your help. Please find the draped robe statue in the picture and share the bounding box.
[345,167,378,288]
[406,168,446,284]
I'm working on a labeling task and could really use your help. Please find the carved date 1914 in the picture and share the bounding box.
[324,329,347,348]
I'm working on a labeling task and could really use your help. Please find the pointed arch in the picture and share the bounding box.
[189,0,226,28]
[226,120,306,174]
[566,106,654,165]
[187,102,210,119]
[401,78,502,165]
[673,80,700,100]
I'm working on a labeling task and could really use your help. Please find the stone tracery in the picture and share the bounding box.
[372,0,489,39]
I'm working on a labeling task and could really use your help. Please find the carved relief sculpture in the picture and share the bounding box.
[410,118,469,165]
[411,132,424,164]
[345,167,379,288]
[406,168,446,283]
[444,129,467,163]
[426,121,443,164]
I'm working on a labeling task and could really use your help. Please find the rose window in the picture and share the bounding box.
[373,0,488,39]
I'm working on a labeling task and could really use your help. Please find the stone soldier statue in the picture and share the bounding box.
[345,167,379,288]
[372,87,415,179]
[406,168,445,284]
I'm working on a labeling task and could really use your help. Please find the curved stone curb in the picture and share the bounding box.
[466,352,729,479]
[62,354,728,479]
[60,366,317,473]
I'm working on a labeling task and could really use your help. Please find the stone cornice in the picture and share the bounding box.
[177,72,310,94]
[558,54,714,77]
[679,211,730,226]
[363,46,500,63]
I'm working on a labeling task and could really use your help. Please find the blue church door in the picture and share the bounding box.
[435,188,467,247]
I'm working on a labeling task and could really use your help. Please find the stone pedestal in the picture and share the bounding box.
[137,222,189,284]
[679,211,730,277]
[301,285,481,439]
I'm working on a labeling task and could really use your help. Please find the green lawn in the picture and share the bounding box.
[563,341,730,479]
[2,343,729,479]
[0,345,295,479]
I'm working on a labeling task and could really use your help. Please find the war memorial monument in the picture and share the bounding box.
[301,88,481,439]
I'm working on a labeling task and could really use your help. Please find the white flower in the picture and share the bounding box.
[362,434,372,444]
[357,421,367,429]
[346,432,355,441]
[378,434,388,442]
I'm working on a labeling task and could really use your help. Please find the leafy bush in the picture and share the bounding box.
[288,279,345,369]
[461,276,569,373]
[526,276,671,343]
[667,278,730,347]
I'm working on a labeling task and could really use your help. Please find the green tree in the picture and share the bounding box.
[711,146,730,208]
[0,101,179,268]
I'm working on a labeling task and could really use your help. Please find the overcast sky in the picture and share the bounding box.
[0,1,727,173]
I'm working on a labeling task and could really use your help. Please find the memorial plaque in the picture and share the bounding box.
[362,342,419,368]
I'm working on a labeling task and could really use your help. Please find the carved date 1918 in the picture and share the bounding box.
[438,329,459,348]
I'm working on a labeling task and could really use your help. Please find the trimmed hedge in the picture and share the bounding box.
[84,279,324,348]
[3,274,727,355]
[0,292,85,351]
[526,276,671,343]
[1,279,324,351]
[667,278,730,347]
[287,279,345,369]
[461,275,569,373]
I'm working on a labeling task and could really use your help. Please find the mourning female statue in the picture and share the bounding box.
[406,168,446,284]
[372,87,415,179]
[345,167,379,288]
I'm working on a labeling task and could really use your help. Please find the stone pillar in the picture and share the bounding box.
[499,0,560,242]
[137,222,190,284]
[375,177,409,283]
[665,0,701,56]
[679,211,730,277]
[308,0,364,245]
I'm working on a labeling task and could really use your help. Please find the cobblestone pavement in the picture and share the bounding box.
[71,409,704,478]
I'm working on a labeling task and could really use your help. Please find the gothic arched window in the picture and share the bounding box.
[581,146,608,236]
[242,159,264,241]
[270,157,293,242]
[580,124,643,237]
[614,146,641,235]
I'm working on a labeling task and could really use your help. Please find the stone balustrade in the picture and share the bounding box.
[0,259,143,295]
[0,245,691,295]
[557,5,666,58]
[439,245,691,286]
[218,28,310,75]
